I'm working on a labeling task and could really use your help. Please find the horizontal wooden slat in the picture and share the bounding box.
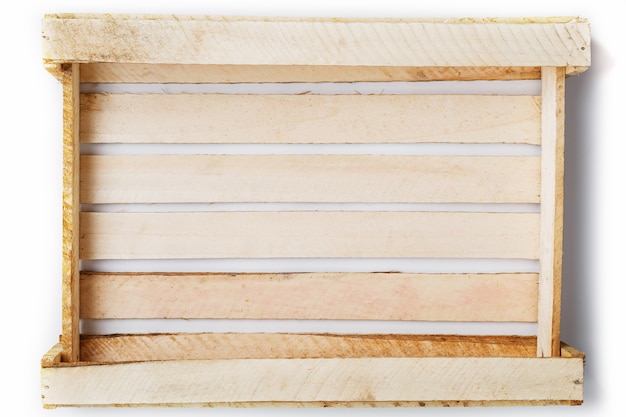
[80,63,545,83]
[79,272,538,321]
[41,355,583,405]
[43,15,590,68]
[79,334,539,363]
[80,155,540,204]
[79,94,541,144]
[79,211,540,260]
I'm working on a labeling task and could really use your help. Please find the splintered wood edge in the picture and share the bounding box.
[42,15,590,70]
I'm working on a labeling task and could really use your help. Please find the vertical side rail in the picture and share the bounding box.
[61,63,80,362]
[537,66,565,357]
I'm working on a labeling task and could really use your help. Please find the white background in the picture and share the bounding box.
[1,0,623,415]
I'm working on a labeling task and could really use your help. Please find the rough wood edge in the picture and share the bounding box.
[43,400,583,408]
[60,63,80,363]
[537,67,565,357]
[41,343,64,367]
[44,63,63,81]
[45,14,587,24]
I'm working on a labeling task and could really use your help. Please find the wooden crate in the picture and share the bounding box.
[40,14,590,407]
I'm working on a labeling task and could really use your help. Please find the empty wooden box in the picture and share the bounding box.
[40,14,590,407]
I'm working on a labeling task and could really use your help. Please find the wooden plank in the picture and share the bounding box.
[79,272,538,321]
[80,155,541,204]
[79,212,540,260]
[61,63,80,363]
[79,94,541,144]
[41,356,583,405]
[43,15,590,69]
[80,334,538,363]
[537,67,565,357]
[41,343,64,367]
[80,63,543,83]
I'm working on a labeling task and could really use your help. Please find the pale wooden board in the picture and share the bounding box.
[43,16,590,69]
[41,356,583,405]
[79,334,538,363]
[79,211,540,260]
[537,67,566,357]
[79,272,538,321]
[80,155,540,204]
[61,64,80,363]
[80,63,544,83]
[79,94,541,144]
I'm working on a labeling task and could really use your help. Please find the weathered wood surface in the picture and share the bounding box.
[537,67,566,357]
[79,211,540,260]
[79,272,538,321]
[80,155,540,204]
[79,94,541,144]
[43,15,590,70]
[61,64,80,363]
[41,356,583,406]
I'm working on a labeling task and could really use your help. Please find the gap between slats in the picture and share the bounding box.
[80,258,539,274]
[80,143,541,156]
[80,80,542,94]
[80,320,537,337]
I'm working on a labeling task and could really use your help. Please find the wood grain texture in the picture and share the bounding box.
[79,334,539,362]
[41,356,583,406]
[43,15,590,69]
[80,63,544,83]
[61,64,80,363]
[79,272,538,321]
[79,211,540,260]
[537,67,565,357]
[80,155,541,204]
[79,94,541,144]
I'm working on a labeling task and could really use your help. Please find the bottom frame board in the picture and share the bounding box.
[41,334,583,407]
